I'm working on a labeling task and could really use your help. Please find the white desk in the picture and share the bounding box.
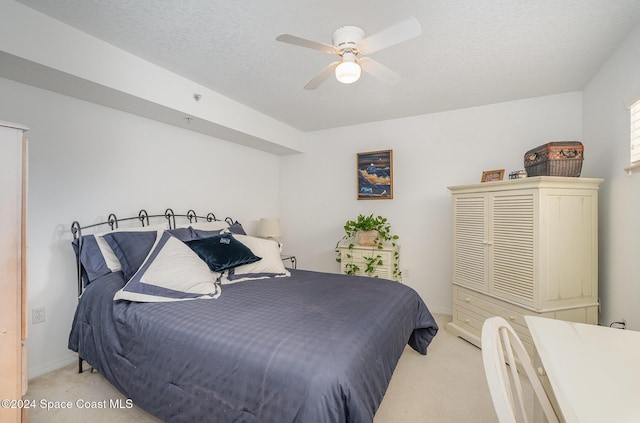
[525,316,640,423]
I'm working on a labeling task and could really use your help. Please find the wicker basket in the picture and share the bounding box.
[357,230,379,246]
[524,141,583,177]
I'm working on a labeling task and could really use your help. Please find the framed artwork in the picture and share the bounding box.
[357,149,393,200]
[481,169,505,182]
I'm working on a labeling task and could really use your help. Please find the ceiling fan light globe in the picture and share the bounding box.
[335,61,361,84]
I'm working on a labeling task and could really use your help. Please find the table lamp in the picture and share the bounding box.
[257,218,281,241]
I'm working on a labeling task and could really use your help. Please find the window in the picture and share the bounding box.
[631,99,640,167]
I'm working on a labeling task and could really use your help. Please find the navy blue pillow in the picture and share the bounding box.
[191,228,222,239]
[166,227,195,242]
[71,236,109,286]
[186,232,261,272]
[227,221,247,235]
[103,231,157,281]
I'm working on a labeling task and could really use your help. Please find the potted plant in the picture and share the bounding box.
[335,214,401,280]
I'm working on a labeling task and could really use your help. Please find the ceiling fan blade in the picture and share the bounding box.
[358,17,422,55]
[304,61,340,90]
[276,34,338,54]
[359,57,401,85]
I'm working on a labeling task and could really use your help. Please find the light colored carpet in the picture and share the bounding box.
[25,314,532,422]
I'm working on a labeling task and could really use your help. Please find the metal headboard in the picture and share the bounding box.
[71,208,233,296]
[70,208,233,373]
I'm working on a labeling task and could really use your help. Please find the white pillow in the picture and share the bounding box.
[224,235,290,283]
[114,231,221,302]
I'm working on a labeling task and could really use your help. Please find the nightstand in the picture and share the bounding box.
[281,255,297,269]
[337,244,400,281]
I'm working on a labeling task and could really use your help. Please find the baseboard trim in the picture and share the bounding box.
[28,353,77,380]
[446,322,481,348]
[428,306,452,316]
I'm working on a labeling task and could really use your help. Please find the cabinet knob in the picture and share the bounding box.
[537,366,546,377]
[465,297,470,302]
[464,319,470,323]
[509,315,515,321]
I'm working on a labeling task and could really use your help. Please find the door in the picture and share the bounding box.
[489,190,536,307]
[452,193,489,291]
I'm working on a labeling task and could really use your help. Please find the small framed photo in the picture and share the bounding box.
[481,169,505,183]
[357,149,393,200]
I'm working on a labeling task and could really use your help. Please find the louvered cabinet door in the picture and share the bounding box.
[452,195,488,291]
[490,191,535,307]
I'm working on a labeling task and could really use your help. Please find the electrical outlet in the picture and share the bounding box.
[32,307,45,324]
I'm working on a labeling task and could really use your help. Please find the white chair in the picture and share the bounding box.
[481,316,559,423]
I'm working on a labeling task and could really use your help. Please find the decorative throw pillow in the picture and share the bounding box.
[225,235,290,283]
[186,232,262,272]
[114,231,221,302]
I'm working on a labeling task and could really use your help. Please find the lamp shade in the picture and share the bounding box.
[335,52,361,84]
[257,218,282,239]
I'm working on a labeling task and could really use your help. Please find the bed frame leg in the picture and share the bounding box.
[78,357,83,373]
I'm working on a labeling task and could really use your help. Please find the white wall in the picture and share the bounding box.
[0,77,283,378]
[280,92,583,314]
[0,0,305,155]
[583,22,640,330]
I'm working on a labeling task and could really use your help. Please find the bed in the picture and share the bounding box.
[68,209,438,423]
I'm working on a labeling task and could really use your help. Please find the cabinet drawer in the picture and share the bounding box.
[453,304,535,356]
[454,286,529,330]
[452,287,536,354]
[340,260,393,279]
[452,304,484,338]
[349,249,393,263]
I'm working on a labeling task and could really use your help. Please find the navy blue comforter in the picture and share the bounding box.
[69,269,438,423]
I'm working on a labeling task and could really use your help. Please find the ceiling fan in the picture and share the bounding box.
[276,17,422,90]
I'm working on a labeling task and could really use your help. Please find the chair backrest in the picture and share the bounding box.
[481,316,559,423]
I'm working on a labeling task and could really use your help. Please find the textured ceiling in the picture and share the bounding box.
[15,0,640,132]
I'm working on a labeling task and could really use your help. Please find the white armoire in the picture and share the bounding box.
[446,176,602,355]
[0,121,28,422]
